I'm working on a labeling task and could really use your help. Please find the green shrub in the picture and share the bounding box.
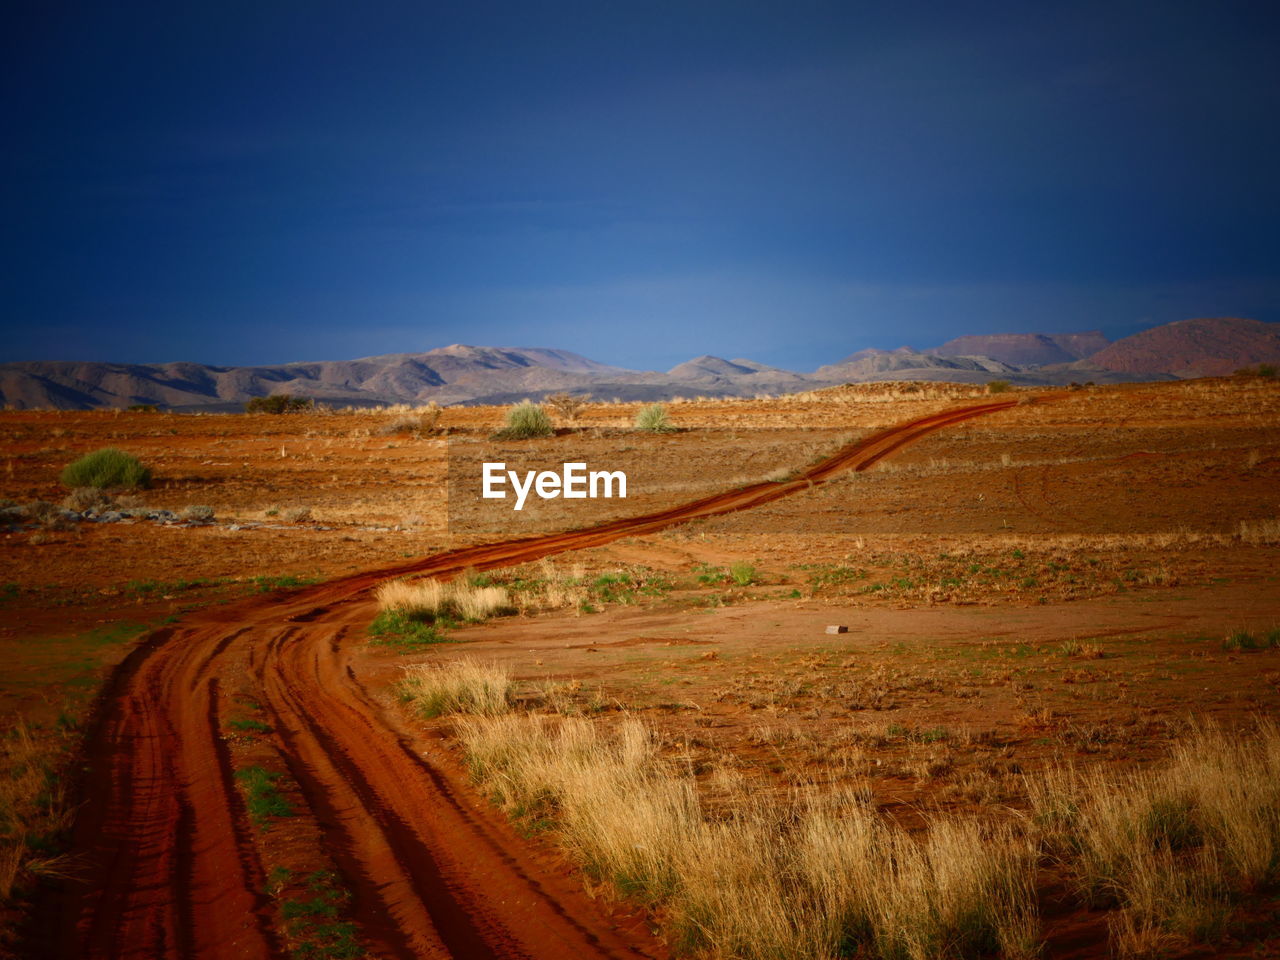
[60,448,151,490]
[729,561,758,586]
[986,380,1012,395]
[245,394,313,414]
[494,401,554,440]
[635,403,674,432]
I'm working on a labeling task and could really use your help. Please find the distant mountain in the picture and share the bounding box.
[365,344,631,377]
[1083,318,1280,378]
[815,348,1020,382]
[0,318,1261,410]
[926,331,1109,366]
[667,356,762,379]
[665,356,812,393]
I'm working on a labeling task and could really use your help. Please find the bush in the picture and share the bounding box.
[494,401,554,440]
[60,448,151,490]
[545,392,589,421]
[635,403,674,432]
[181,505,215,522]
[126,403,159,413]
[245,394,313,414]
[986,381,1012,395]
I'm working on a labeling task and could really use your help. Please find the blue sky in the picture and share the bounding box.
[3,1,1277,371]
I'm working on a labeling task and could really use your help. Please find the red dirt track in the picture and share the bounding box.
[49,399,1019,959]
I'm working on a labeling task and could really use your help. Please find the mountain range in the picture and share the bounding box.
[1,317,1276,411]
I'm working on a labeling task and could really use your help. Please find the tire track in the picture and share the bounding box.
[49,398,1017,959]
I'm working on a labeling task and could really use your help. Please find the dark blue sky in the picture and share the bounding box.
[4,1,1278,371]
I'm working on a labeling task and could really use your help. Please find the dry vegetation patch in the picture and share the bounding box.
[376,577,514,623]
[407,664,1280,960]
[454,709,1039,960]
[1031,721,1280,956]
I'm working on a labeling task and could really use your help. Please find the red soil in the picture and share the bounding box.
[44,399,1018,959]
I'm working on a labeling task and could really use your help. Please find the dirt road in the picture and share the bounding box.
[45,399,1017,959]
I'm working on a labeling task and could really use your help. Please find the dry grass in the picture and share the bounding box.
[787,381,989,404]
[1238,517,1280,543]
[1030,720,1280,956]
[0,719,77,902]
[545,392,590,421]
[455,712,1039,960]
[379,402,440,436]
[408,657,1280,960]
[375,577,514,623]
[518,559,590,614]
[398,659,512,718]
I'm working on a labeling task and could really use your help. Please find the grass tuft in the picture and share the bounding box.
[493,401,554,439]
[1238,518,1280,543]
[1221,628,1280,652]
[634,403,674,432]
[367,609,449,645]
[375,578,514,624]
[60,448,151,490]
[234,766,294,829]
[398,659,512,717]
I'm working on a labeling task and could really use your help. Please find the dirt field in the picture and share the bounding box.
[1,378,1278,959]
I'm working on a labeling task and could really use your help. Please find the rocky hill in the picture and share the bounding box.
[926,331,1110,366]
[1083,317,1280,378]
[2,318,1265,410]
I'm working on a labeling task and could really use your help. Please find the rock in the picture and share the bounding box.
[825,625,849,634]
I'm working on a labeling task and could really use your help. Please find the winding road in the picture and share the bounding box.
[48,398,1018,959]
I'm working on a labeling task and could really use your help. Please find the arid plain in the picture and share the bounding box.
[1,377,1278,960]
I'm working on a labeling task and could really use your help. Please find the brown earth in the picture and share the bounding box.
[1,378,1279,959]
[32,400,1016,959]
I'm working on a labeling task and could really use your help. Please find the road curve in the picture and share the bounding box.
[47,398,1017,959]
